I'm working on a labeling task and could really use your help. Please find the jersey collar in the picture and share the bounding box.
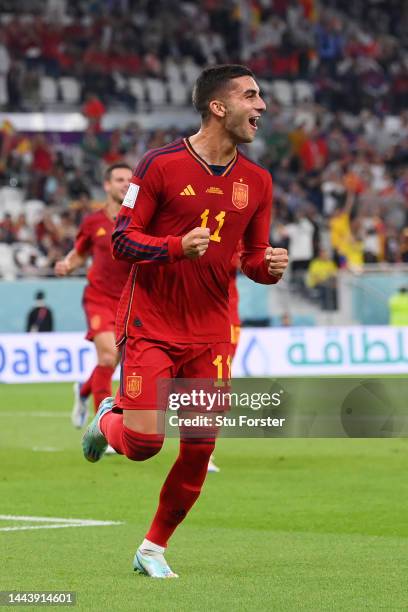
[183,137,238,177]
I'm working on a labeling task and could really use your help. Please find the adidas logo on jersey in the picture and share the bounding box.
[96,227,107,237]
[180,184,196,196]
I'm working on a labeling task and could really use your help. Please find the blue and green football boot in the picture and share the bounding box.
[82,396,114,462]
[133,549,179,578]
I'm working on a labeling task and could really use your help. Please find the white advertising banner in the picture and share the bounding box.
[0,332,108,384]
[233,326,408,376]
[0,327,407,383]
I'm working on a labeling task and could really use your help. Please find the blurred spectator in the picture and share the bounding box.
[299,127,328,172]
[278,209,315,292]
[6,60,24,111]
[306,248,338,310]
[279,312,293,326]
[31,134,54,175]
[14,213,34,243]
[82,94,106,132]
[388,287,408,325]
[0,213,16,243]
[26,290,54,332]
[0,30,11,81]
[67,168,91,200]
[400,228,408,263]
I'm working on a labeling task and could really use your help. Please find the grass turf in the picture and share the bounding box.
[1,383,407,611]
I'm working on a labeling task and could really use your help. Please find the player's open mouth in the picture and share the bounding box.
[248,116,260,130]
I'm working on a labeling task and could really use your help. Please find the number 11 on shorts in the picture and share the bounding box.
[212,354,231,387]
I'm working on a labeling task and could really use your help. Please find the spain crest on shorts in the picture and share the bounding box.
[126,374,142,399]
[232,181,249,209]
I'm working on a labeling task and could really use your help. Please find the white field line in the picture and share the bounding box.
[0,515,123,532]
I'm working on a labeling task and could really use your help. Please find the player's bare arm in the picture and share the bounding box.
[265,246,289,278]
[181,227,210,259]
[54,249,87,276]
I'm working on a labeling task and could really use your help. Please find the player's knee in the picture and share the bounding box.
[98,351,117,369]
[123,426,164,461]
[181,438,215,463]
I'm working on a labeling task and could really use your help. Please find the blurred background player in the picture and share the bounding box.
[54,163,133,429]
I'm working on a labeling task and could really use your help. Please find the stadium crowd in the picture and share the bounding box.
[0,0,408,312]
[1,103,407,283]
[0,0,407,113]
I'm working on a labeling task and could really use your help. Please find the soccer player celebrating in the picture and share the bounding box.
[82,65,289,577]
[55,163,133,428]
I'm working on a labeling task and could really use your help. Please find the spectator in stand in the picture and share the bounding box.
[299,126,328,173]
[329,190,355,267]
[6,60,24,112]
[26,290,54,332]
[82,94,106,133]
[0,30,11,87]
[31,134,54,176]
[388,287,408,326]
[14,213,34,244]
[67,168,91,201]
[306,248,338,310]
[400,228,408,263]
[278,208,315,292]
[81,126,106,182]
[0,213,16,244]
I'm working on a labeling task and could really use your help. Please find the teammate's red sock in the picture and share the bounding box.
[92,365,115,412]
[145,438,215,547]
[80,371,94,398]
[99,413,163,460]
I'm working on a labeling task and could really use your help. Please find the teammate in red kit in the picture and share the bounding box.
[82,65,288,577]
[55,163,133,429]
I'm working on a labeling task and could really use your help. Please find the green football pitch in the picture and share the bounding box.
[1,383,407,611]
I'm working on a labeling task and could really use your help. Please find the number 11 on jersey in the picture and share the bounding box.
[200,209,226,242]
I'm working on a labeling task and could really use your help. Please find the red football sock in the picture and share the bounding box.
[92,365,114,412]
[99,411,124,451]
[99,414,163,460]
[80,370,94,398]
[145,438,215,547]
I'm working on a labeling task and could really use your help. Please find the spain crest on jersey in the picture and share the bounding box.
[126,375,142,398]
[232,182,249,209]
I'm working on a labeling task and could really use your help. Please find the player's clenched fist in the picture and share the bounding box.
[54,259,71,276]
[265,246,288,277]
[182,227,211,259]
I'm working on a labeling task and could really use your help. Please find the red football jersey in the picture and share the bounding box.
[75,208,132,300]
[113,138,278,344]
[229,249,240,327]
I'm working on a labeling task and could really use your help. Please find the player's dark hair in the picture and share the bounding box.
[104,162,132,182]
[192,64,255,121]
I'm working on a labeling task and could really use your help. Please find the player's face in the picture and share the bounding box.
[222,76,266,144]
[105,168,133,204]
